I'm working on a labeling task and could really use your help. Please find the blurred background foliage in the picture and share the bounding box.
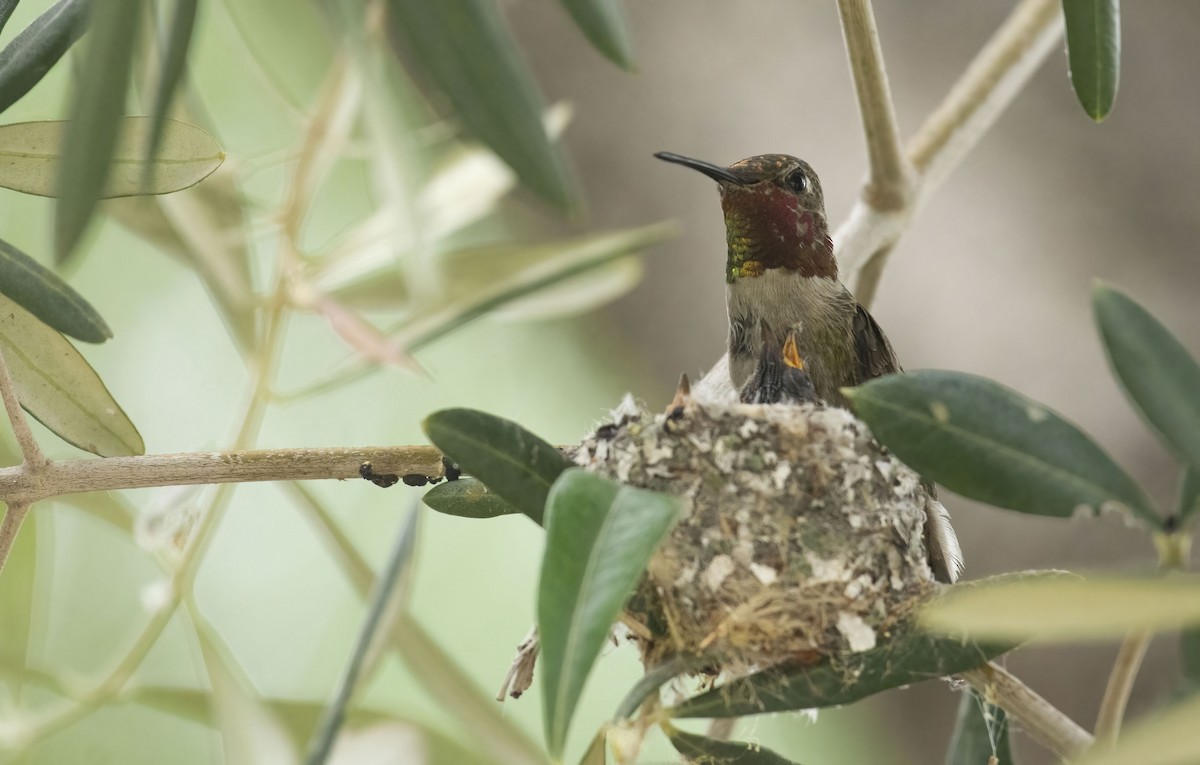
[0,0,1196,764]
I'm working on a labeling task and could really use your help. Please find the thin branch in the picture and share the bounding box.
[1094,629,1152,742]
[0,445,448,505]
[841,0,1063,303]
[836,0,914,212]
[961,662,1094,760]
[0,346,46,469]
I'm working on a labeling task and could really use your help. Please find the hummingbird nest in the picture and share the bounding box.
[573,390,939,673]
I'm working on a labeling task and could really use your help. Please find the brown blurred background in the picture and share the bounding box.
[505,2,1200,762]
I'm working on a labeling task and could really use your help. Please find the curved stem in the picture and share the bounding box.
[961,661,1093,760]
[1094,629,1152,742]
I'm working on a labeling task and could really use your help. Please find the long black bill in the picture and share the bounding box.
[654,151,745,185]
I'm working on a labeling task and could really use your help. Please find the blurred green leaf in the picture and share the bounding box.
[0,293,143,456]
[921,573,1200,642]
[0,0,18,36]
[1094,284,1200,471]
[400,223,675,349]
[57,490,136,534]
[1,117,223,199]
[423,478,525,522]
[540,469,680,757]
[384,0,573,209]
[1178,628,1200,699]
[843,370,1158,527]
[491,257,643,322]
[422,408,570,525]
[1179,468,1200,526]
[0,510,36,695]
[947,689,1012,765]
[220,0,334,109]
[144,0,198,177]
[672,630,1009,719]
[105,163,256,350]
[0,236,110,342]
[666,726,803,764]
[1062,0,1120,121]
[557,0,635,70]
[55,0,144,261]
[304,509,419,765]
[0,0,88,115]
[1070,693,1200,765]
[613,653,715,722]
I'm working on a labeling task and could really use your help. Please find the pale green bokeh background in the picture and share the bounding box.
[0,2,886,763]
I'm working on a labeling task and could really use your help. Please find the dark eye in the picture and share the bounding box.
[785,168,808,194]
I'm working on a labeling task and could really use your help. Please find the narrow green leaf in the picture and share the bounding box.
[144,0,199,178]
[1,117,223,199]
[423,478,525,522]
[578,731,607,765]
[398,223,676,351]
[539,469,680,757]
[1178,467,1200,526]
[0,236,110,342]
[219,0,335,109]
[0,0,19,37]
[305,509,420,765]
[947,689,1012,765]
[556,0,635,70]
[666,726,804,765]
[0,293,143,456]
[921,573,1200,642]
[105,164,255,351]
[1070,693,1200,765]
[1094,284,1200,471]
[422,408,571,525]
[55,0,144,261]
[843,370,1158,527]
[672,631,1009,719]
[57,491,136,534]
[0,0,88,115]
[1062,0,1120,121]
[385,0,573,209]
[0,510,37,694]
[613,653,716,722]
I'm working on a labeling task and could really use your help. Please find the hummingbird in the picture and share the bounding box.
[739,321,819,406]
[655,151,963,584]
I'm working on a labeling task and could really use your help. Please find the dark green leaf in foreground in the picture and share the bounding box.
[422,408,570,524]
[946,689,1012,765]
[666,726,804,765]
[557,0,635,70]
[843,370,1158,527]
[0,0,88,115]
[1094,284,1200,471]
[671,574,1036,719]
[422,478,524,522]
[539,469,680,758]
[922,572,1200,642]
[0,293,143,456]
[384,0,572,209]
[145,0,199,178]
[0,236,110,342]
[1062,0,1120,121]
[0,0,18,36]
[1177,628,1200,699]
[672,629,1008,719]
[55,0,143,262]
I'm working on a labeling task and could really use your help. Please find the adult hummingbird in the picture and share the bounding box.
[655,151,963,583]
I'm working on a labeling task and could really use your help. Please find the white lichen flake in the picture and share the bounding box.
[571,392,941,671]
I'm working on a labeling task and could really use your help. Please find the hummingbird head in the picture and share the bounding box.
[655,152,835,283]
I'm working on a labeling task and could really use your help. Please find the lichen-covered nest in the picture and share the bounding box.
[573,394,939,672]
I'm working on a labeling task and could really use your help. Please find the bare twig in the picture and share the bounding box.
[0,346,46,469]
[961,662,1094,760]
[836,0,914,212]
[0,445,448,505]
[840,0,1064,304]
[1094,629,1152,742]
